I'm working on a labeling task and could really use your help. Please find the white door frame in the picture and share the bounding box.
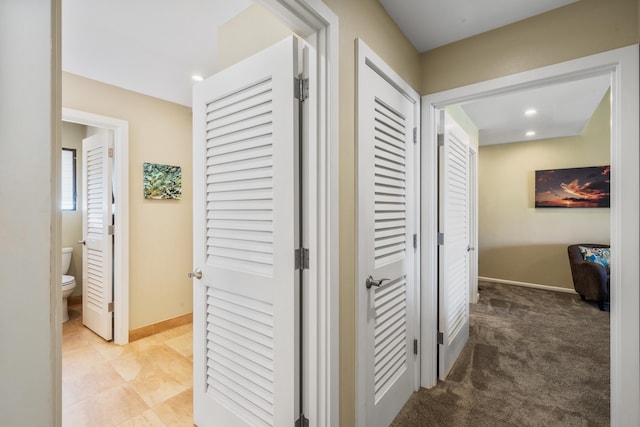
[61,108,130,345]
[420,45,639,425]
[355,38,421,426]
[252,1,339,424]
[468,145,478,304]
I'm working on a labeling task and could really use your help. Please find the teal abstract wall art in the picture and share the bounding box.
[143,162,182,200]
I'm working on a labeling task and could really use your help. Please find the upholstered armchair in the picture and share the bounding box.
[567,244,610,310]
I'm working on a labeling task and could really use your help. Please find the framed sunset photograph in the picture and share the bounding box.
[535,165,610,208]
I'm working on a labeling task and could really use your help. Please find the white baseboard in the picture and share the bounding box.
[478,276,577,294]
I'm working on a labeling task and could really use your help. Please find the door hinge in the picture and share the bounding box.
[295,247,309,270]
[413,338,418,355]
[437,331,444,345]
[413,233,418,249]
[108,302,114,313]
[294,77,309,102]
[437,232,444,245]
[108,147,114,158]
[437,133,444,147]
[108,225,115,235]
[295,414,309,427]
[413,127,417,144]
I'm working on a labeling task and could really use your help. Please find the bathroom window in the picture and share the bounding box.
[61,148,77,211]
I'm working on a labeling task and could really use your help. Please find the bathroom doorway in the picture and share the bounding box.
[62,108,130,345]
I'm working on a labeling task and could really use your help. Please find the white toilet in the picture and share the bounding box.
[61,247,77,323]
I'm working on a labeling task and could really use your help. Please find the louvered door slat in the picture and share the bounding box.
[207,166,273,184]
[206,87,272,117]
[208,102,273,132]
[205,127,272,150]
[208,212,273,223]
[206,78,272,112]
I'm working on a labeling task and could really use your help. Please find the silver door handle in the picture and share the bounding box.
[188,269,202,280]
[366,275,389,289]
[78,240,86,246]
[467,246,475,252]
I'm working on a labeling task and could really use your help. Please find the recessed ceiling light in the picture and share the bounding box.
[524,109,537,116]
[191,74,204,82]
[526,131,536,137]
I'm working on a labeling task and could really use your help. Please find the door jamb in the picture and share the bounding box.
[420,45,639,425]
[468,145,478,304]
[251,1,340,424]
[355,38,421,427]
[61,108,130,345]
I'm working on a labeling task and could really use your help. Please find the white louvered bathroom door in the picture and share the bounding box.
[81,132,113,341]
[438,111,470,379]
[192,36,301,427]
[357,55,416,427]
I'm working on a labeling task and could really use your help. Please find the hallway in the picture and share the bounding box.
[392,281,610,426]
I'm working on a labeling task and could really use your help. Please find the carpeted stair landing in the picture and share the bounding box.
[392,281,610,426]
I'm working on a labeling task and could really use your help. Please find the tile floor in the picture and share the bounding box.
[62,303,194,426]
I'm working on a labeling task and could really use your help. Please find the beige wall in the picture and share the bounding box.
[478,92,611,289]
[321,0,422,424]
[61,121,86,296]
[0,1,60,424]
[422,0,639,94]
[446,105,479,149]
[217,3,293,70]
[62,72,193,330]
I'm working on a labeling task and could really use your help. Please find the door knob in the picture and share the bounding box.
[366,275,389,289]
[78,240,86,246]
[188,269,202,280]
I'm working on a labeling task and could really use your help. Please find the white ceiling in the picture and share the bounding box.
[378,0,607,145]
[460,75,611,146]
[378,0,578,52]
[62,0,606,143]
[62,0,251,107]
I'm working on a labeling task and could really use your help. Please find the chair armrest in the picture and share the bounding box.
[573,261,609,301]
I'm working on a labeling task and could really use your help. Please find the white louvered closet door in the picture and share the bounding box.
[192,37,300,427]
[81,132,113,341]
[438,111,470,379]
[358,58,416,427]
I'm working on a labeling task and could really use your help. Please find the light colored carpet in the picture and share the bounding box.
[392,281,610,426]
